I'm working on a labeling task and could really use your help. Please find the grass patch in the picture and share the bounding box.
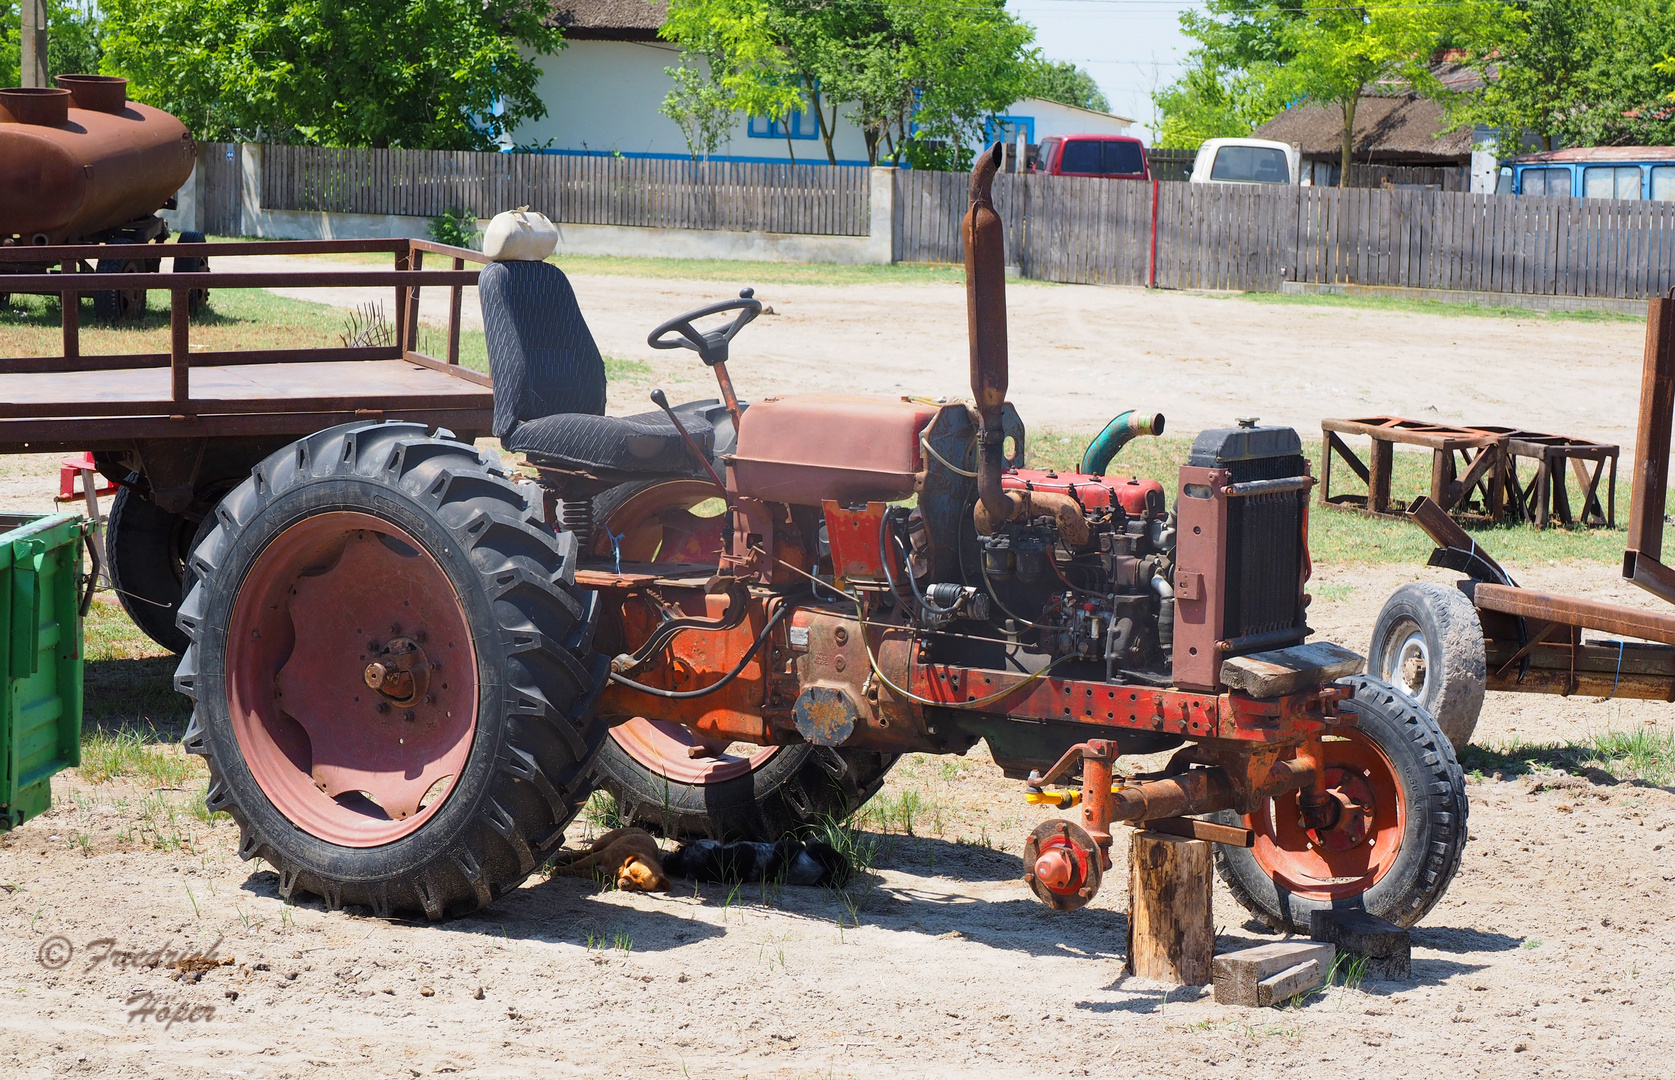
[1459,726,1675,787]
[1029,430,1629,566]
[1239,290,1644,324]
[76,599,199,785]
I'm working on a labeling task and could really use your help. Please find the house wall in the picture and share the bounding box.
[509,42,1132,165]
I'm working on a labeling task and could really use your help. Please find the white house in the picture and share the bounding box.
[510,0,1133,164]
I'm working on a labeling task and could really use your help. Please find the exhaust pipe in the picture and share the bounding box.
[963,143,1087,541]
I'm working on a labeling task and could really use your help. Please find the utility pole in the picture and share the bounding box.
[21,0,50,88]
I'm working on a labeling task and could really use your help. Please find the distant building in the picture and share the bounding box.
[509,0,1132,164]
[1252,61,1498,191]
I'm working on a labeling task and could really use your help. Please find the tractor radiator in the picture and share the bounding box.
[1171,426,1311,693]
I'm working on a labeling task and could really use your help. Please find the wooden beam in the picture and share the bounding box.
[1125,832,1214,986]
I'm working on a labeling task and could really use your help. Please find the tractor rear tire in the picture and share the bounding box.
[92,240,148,321]
[106,485,197,654]
[585,477,895,840]
[175,421,608,919]
[592,734,896,842]
[1212,674,1468,932]
[1369,582,1486,752]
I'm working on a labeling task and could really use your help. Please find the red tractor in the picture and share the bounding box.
[175,147,1468,929]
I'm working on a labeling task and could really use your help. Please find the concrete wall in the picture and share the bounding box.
[228,144,897,265]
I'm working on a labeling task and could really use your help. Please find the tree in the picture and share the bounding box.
[662,0,1037,169]
[1453,0,1675,150]
[1152,60,1290,148]
[1158,0,1505,183]
[1,0,103,86]
[99,0,562,149]
[1032,60,1108,113]
[660,55,738,162]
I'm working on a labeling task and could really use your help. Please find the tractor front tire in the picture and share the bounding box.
[1369,581,1486,752]
[1213,674,1469,932]
[175,421,608,919]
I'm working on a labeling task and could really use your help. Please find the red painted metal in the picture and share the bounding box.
[1023,818,1103,911]
[821,501,889,587]
[1172,464,1232,691]
[226,512,479,847]
[1240,730,1405,902]
[1002,468,1165,516]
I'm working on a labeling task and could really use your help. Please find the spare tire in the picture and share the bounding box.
[175,421,608,918]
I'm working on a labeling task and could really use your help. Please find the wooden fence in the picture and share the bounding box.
[257,145,871,236]
[199,142,243,236]
[894,170,1675,299]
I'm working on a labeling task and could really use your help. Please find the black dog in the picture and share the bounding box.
[663,838,850,888]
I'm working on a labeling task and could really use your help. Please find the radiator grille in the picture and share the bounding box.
[1224,452,1306,641]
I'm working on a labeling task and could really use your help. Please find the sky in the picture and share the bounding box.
[1010,0,1198,142]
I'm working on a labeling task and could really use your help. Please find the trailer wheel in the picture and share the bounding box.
[585,477,896,839]
[106,486,196,654]
[173,230,211,316]
[92,240,148,322]
[1213,674,1468,932]
[1369,582,1486,752]
[175,421,608,919]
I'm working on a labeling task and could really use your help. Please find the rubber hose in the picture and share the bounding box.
[1080,411,1165,476]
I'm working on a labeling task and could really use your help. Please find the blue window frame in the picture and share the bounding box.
[986,116,1035,145]
[747,109,819,140]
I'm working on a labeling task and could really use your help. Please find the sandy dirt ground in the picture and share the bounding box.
[238,255,1650,448]
[2,275,1672,1078]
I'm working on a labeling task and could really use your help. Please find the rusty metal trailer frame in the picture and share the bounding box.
[0,238,495,458]
[1408,294,1675,701]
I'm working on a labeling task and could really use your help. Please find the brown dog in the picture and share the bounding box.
[549,827,670,892]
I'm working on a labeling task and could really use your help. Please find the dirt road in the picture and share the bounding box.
[0,559,1671,1079]
[249,257,1650,449]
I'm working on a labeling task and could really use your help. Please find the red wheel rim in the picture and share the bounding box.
[226,512,479,847]
[594,479,778,784]
[1245,732,1405,901]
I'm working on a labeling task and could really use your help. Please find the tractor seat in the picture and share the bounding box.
[503,404,714,475]
[479,258,709,476]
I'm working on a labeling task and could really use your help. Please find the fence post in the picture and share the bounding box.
[868,166,895,265]
[238,143,264,237]
[1147,178,1160,288]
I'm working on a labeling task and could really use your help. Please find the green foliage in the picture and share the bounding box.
[99,0,563,148]
[427,208,479,251]
[662,0,1037,167]
[661,56,738,161]
[1157,0,1506,177]
[1,0,103,85]
[1452,0,1675,150]
[1031,59,1109,113]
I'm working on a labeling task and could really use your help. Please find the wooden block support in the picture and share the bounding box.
[1309,909,1411,980]
[1125,831,1213,985]
[1212,941,1336,1007]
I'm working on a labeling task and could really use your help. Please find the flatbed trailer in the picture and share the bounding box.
[0,237,495,650]
[1366,294,1675,748]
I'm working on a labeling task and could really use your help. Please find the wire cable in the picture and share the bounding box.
[607,600,794,699]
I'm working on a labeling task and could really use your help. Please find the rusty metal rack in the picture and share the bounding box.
[1321,416,1618,528]
[0,237,494,455]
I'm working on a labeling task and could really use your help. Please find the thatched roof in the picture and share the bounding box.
[1253,62,1483,165]
[545,0,667,39]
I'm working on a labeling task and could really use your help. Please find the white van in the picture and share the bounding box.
[1189,138,1299,185]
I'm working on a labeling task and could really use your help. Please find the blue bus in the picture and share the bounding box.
[1496,147,1675,200]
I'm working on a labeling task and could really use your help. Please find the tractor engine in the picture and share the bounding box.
[974,469,1176,682]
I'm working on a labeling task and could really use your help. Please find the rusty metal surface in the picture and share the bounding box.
[0,239,493,455]
[0,84,194,243]
[1628,296,1675,572]
[1171,464,1230,691]
[963,143,1015,529]
[730,396,937,507]
[1473,583,1675,647]
[1023,818,1103,910]
[821,501,889,587]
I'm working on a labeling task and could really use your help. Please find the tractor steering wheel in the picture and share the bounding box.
[647,289,763,367]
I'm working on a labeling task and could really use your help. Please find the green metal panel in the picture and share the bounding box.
[0,512,88,829]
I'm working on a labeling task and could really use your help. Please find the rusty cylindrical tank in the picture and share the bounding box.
[0,76,195,245]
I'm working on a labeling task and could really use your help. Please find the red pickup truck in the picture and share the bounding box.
[1033,134,1151,181]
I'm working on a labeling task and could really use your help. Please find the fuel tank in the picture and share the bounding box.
[0,77,195,244]
[730,396,940,506]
